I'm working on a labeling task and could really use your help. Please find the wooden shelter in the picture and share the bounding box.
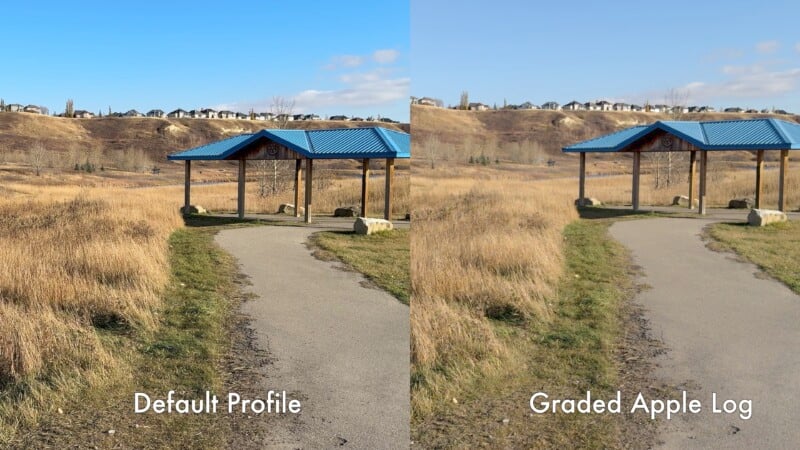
[167,127,410,222]
[564,118,800,214]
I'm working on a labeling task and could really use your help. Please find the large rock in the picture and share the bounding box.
[334,206,360,217]
[277,203,304,215]
[180,204,207,215]
[672,195,699,208]
[574,197,602,206]
[729,198,754,209]
[354,217,393,235]
[747,209,787,226]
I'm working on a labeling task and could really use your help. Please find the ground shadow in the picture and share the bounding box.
[577,207,659,220]
[182,214,285,228]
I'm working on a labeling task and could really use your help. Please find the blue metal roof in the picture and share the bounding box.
[167,127,410,160]
[563,118,800,152]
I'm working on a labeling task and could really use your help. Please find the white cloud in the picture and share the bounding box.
[756,40,779,54]
[323,54,365,70]
[215,69,409,114]
[679,65,800,103]
[372,49,399,64]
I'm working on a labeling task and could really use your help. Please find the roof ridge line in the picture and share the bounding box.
[699,122,710,146]
[373,127,400,154]
[766,118,791,145]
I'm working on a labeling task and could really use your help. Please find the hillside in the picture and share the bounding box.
[411,104,800,158]
[0,113,409,160]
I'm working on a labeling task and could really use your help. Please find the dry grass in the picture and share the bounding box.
[0,182,183,441]
[411,166,577,417]
[182,172,410,218]
[558,154,797,210]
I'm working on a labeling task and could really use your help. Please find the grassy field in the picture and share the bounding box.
[311,229,410,304]
[708,220,800,295]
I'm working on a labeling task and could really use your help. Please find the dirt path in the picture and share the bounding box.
[216,226,409,449]
[610,218,800,449]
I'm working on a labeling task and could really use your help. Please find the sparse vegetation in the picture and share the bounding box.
[708,221,800,295]
[312,229,410,304]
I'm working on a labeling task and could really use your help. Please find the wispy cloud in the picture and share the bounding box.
[372,49,399,64]
[795,42,800,53]
[756,40,779,54]
[323,54,365,70]
[679,64,800,103]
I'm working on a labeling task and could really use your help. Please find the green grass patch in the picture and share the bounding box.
[413,219,636,448]
[708,220,800,294]
[9,228,240,448]
[310,229,409,304]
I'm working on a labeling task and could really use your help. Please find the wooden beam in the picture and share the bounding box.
[779,149,789,212]
[699,151,707,215]
[361,158,370,218]
[755,150,764,209]
[632,152,640,211]
[184,160,191,212]
[384,158,395,220]
[304,159,313,223]
[294,159,302,218]
[237,159,246,219]
[688,151,696,209]
[578,152,586,206]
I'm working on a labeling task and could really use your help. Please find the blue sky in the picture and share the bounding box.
[1,1,409,120]
[412,0,800,112]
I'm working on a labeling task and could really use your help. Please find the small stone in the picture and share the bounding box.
[501,418,510,425]
[452,398,458,404]
[107,429,116,435]
[57,408,63,414]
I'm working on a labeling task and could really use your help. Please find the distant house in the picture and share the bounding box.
[774,109,789,115]
[563,101,584,111]
[724,107,744,113]
[275,113,293,122]
[201,108,217,119]
[518,101,539,110]
[365,116,377,122]
[188,110,202,118]
[235,112,248,120]
[304,114,321,121]
[124,109,144,117]
[697,106,716,113]
[687,106,700,113]
[540,101,560,110]
[649,104,669,113]
[330,115,349,120]
[74,110,94,119]
[670,106,689,114]
[760,108,771,114]
[597,100,613,111]
[23,105,42,114]
[293,114,305,121]
[584,101,600,111]
[147,109,165,118]
[379,117,396,123]
[218,110,235,119]
[745,109,759,114]
[612,102,630,111]
[468,102,489,111]
[351,116,364,121]
[417,97,442,107]
[630,104,643,112]
[168,109,187,118]
[7,103,23,112]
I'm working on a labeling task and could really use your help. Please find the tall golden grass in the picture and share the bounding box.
[182,173,410,218]
[0,182,183,437]
[411,165,577,417]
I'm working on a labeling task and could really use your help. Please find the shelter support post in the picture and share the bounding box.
[779,149,789,212]
[578,152,586,207]
[632,152,640,211]
[183,160,191,212]
[699,151,707,215]
[294,159,302,218]
[384,158,394,220]
[688,151,696,209]
[237,159,246,219]
[361,158,370,218]
[755,150,764,209]
[304,159,313,223]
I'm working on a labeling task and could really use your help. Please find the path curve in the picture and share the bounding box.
[216,226,409,449]
[610,218,800,449]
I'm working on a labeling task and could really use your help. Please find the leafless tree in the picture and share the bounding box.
[647,88,689,189]
[459,91,469,110]
[29,142,48,176]
[254,97,296,197]
[65,99,74,118]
